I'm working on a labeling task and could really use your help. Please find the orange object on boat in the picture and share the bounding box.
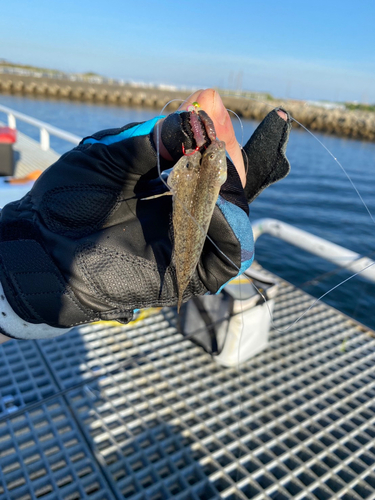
[7,170,43,184]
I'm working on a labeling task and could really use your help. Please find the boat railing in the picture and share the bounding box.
[252,217,375,284]
[0,103,81,151]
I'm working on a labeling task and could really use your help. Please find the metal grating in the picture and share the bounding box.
[38,310,178,390]
[1,275,375,499]
[0,397,114,500]
[0,340,57,418]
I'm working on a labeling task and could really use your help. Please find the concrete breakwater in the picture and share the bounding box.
[1,74,374,141]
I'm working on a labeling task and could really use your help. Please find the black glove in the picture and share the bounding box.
[0,108,290,332]
[161,107,291,204]
[243,108,291,203]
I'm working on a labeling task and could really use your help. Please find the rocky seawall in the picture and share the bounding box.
[1,74,374,141]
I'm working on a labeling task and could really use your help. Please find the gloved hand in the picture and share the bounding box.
[0,89,291,339]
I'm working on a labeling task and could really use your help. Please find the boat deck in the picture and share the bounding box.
[7,124,60,178]
[0,130,375,500]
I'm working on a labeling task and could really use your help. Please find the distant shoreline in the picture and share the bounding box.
[1,74,374,141]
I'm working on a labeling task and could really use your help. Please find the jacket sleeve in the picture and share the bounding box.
[0,280,71,340]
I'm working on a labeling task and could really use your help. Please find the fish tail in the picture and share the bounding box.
[177,284,185,313]
[177,285,184,313]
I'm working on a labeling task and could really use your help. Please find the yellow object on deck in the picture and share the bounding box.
[92,307,162,327]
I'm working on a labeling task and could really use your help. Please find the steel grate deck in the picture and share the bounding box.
[0,398,114,500]
[0,277,375,499]
[0,341,57,417]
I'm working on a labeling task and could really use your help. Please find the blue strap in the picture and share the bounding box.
[215,196,254,293]
[82,116,165,146]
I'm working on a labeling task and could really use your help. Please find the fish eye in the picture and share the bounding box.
[209,154,215,160]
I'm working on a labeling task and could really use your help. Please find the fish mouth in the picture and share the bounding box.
[188,110,217,150]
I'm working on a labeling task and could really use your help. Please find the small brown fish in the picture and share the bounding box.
[168,138,227,311]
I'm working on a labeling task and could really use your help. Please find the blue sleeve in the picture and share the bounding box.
[215,195,254,293]
[81,116,165,146]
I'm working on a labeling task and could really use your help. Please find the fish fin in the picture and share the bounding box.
[177,293,183,314]
[141,192,173,200]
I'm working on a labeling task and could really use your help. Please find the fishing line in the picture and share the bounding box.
[290,116,375,225]
[226,108,249,177]
[0,313,238,424]
[225,99,375,332]
[70,96,373,494]
[155,96,247,482]
[233,94,375,225]
[155,94,375,337]
[155,98,233,245]
[155,98,185,191]
[252,260,375,333]
[234,277,247,483]
[299,248,375,288]
[200,221,375,335]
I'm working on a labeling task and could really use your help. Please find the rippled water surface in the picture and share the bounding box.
[1,94,375,329]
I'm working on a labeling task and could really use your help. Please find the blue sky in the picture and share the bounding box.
[2,0,375,102]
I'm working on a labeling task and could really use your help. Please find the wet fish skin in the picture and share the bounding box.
[168,139,227,311]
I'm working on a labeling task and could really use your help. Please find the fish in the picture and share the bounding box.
[168,133,227,311]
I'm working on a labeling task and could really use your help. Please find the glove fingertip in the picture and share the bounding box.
[243,107,292,203]
[161,112,194,162]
